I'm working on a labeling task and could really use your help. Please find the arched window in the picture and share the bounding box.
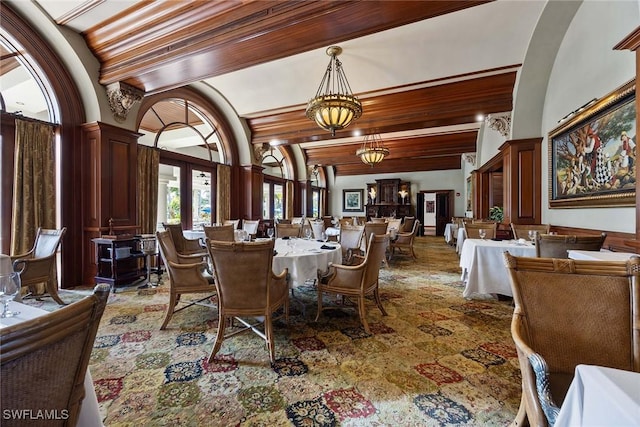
[138,96,228,230]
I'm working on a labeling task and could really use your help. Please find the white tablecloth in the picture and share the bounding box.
[0,301,103,426]
[183,230,205,240]
[555,365,640,427]
[455,227,467,254]
[444,223,458,244]
[568,250,637,261]
[272,238,341,287]
[459,239,536,298]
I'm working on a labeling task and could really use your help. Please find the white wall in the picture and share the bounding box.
[541,0,638,233]
[330,169,466,218]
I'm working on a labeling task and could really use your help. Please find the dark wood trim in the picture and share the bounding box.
[2,4,86,288]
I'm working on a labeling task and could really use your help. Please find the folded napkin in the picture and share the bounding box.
[320,244,337,250]
[281,236,290,240]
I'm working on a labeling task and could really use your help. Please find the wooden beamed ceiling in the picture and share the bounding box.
[71,0,512,177]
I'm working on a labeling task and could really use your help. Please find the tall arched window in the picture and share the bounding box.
[138,96,228,230]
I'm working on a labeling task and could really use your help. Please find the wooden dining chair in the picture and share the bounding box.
[242,219,260,239]
[316,233,390,334]
[389,219,420,260]
[207,239,289,362]
[361,222,388,254]
[503,252,640,427]
[11,227,67,305]
[1,284,110,427]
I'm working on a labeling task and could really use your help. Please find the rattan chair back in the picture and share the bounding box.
[535,233,606,258]
[464,222,497,239]
[207,240,289,362]
[503,252,640,427]
[1,284,110,427]
[203,224,235,242]
[510,223,551,240]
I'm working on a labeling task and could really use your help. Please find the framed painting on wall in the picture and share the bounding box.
[343,189,364,212]
[549,79,636,208]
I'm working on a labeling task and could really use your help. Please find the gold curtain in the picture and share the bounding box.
[320,188,326,217]
[11,119,57,255]
[286,180,294,219]
[137,145,160,234]
[217,164,231,223]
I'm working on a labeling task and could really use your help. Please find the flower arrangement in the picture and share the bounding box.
[488,206,504,222]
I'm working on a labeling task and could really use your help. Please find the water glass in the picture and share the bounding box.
[0,272,21,318]
[267,228,274,239]
[528,230,537,243]
[478,229,486,240]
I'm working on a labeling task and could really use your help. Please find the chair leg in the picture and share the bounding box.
[373,287,387,316]
[411,246,417,259]
[209,313,227,362]
[160,292,177,330]
[46,279,67,305]
[357,295,371,335]
[315,289,324,322]
[265,313,275,362]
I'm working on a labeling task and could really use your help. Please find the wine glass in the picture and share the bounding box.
[0,272,21,318]
[321,232,328,242]
[305,227,312,240]
[528,230,536,243]
[267,228,274,239]
[478,229,486,240]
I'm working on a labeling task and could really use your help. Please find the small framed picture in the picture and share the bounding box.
[343,189,364,212]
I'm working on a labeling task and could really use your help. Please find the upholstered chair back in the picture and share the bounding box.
[535,233,606,258]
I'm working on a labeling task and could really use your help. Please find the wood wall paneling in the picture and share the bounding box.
[81,122,141,285]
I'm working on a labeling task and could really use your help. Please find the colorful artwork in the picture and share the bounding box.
[550,80,636,208]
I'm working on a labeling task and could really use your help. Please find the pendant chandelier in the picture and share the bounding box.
[356,133,389,167]
[306,46,362,136]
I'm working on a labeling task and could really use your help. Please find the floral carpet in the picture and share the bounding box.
[30,236,521,426]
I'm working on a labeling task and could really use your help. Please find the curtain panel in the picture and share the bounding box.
[217,164,231,223]
[137,145,160,234]
[11,119,56,255]
[286,180,294,219]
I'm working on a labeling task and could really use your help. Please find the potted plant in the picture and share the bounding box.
[488,206,504,222]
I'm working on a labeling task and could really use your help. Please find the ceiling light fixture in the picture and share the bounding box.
[356,133,389,167]
[306,46,362,136]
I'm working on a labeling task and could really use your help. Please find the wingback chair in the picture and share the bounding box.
[242,219,260,239]
[206,239,289,362]
[156,230,216,330]
[316,233,390,334]
[535,233,607,258]
[11,227,67,305]
[389,219,420,260]
[1,284,110,427]
[503,252,640,427]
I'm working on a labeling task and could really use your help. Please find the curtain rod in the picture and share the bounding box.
[3,111,60,128]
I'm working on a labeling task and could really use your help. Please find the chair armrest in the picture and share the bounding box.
[12,253,56,274]
[528,353,560,427]
[167,260,211,288]
[176,252,208,263]
[10,248,35,263]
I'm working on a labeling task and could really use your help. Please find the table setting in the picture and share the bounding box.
[272,237,341,287]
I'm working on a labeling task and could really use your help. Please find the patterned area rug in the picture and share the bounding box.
[29,236,521,426]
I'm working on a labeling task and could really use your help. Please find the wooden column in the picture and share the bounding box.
[241,164,264,220]
[614,26,640,244]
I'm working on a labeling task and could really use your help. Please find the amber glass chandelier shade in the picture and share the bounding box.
[356,133,389,167]
[306,46,362,136]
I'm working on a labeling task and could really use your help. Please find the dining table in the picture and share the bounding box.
[555,364,640,427]
[0,301,104,426]
[455,226,467,254]
[459,238,536,299]
[568,249,638,261]
[271,238,342,287]
[444,223,458,245]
